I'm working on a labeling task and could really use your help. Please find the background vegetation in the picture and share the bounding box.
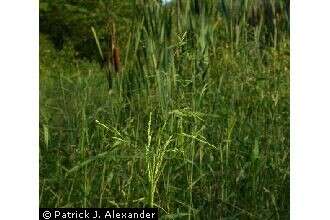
[40,0,290,219]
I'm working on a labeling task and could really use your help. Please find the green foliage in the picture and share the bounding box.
[40,1,289,219]
[40,0,136,60]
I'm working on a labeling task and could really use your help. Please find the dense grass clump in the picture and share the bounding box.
[40,0,289,219]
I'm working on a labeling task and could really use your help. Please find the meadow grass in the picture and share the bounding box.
[40,1,289,219]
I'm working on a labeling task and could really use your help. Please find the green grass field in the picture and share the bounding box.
[40,1,289,219]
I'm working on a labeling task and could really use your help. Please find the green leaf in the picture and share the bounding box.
[252,140,260,162]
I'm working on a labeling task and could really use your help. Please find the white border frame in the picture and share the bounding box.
[0,1,39,219]
[1,0,330,219]
[291,0,330,219]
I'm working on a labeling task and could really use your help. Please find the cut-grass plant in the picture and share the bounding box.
[40,0,289,218]
[145,113,173,208]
